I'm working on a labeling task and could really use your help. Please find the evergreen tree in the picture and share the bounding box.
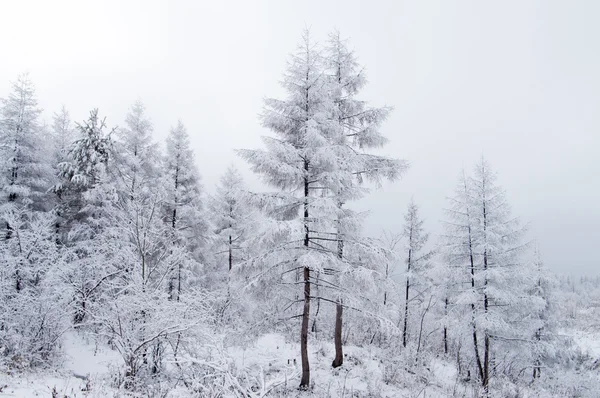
[239,30,335,388]
[163,120,206,300]
[324,31,406,367]
[400,199,432,349]
[210,165,251,273]
[0,74,48,210]
[441,158,540,392]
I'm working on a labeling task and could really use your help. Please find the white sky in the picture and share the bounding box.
[1,0,598,275]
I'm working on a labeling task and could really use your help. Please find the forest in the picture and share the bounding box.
[0,30,598,397]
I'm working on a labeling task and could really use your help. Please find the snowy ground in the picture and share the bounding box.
[0,332,120,397]
[2,329,593,397]
[0,331,454,397]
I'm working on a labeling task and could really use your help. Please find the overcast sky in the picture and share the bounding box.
[1,0,598,275]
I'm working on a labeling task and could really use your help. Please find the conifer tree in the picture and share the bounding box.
[0,74,48,210]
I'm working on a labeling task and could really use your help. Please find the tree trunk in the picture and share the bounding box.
[332,201,344,368]
[482,195,490,392]
[228,234,233,271]
[443,297,449,355]
[402,247,412,348]
[332,301,343,368]
[299,266,311,388]
[299,168,311,389]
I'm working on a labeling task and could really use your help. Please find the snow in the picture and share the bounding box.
[0,332,120,398]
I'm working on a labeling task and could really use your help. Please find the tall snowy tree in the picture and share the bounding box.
[0,74,49,211]
[441,159,539,392]
[324,31,406,367]
[50,106,75,166]
[239,30,337,388]
[113,100,160,198]
[210,165,250,273]
[400,199,432,349]
[54,109,114,242]
[163,120,206,300]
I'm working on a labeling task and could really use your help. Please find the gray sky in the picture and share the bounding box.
[1,0,598,275]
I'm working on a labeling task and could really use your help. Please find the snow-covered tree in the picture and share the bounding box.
[400,199,432,349]
[0,207,70,368]
[440,158,542,392]
[163,120,206,300]
[210,166,252,273]
[113,100,161,198]
[324,30,407,367]
[0,74,49,210]
[54,109,114,242]
[50,106,75,166]
[238,29,337,388]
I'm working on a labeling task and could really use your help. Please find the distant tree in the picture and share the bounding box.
[0,74,49,211]
[210,166,251,273]
[440,158,538,392]
[54,109,114,242]
[50,106,75,166]
[163,120,206,300]
[113,100,161,198]
[400,199,432,349]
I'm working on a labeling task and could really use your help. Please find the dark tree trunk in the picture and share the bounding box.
[228,234,233,271]
[299,266,311,388]
[299,167,311,389]
[402,245,412,348]
[332,301,343,368]
[443,297,449,355]
[332,203,344,368]
[482,194,490,392]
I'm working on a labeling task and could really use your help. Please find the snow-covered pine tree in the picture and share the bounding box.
[210,165,251,273]
[324,31,407,367]
[238,29,338,388]
[528,244,557,381]
[51,106,75,166]
[113,100,161,198]
[0,74,49,212]
[400,199,432,349]
[163,120,206,300]
[54,109,114,242]
[441,158,539,392]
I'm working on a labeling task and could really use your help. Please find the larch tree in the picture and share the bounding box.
[0,74,49,211]
[113,100,161,198]
[163,120,206,301]
[238,30,336,388]
[55,109,115,323]
[400,199,432,349]
[324,30,406,367]
[50,106,75,241]
[441,158,538,392]
[51,106,75,166]
[210,165,250,273]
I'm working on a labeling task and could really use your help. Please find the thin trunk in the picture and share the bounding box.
[464,176,484,383]
[402,275,409,348]
[299,163,311,388]
[443,297,449,355]
[402,230,413,348]
[311,271,320,335]
[300,265,310,388]
[228,234,232,271]
[482,178,490,392]
[176,263,182,302]
[332,301,343,368]
[332,201,344,368]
